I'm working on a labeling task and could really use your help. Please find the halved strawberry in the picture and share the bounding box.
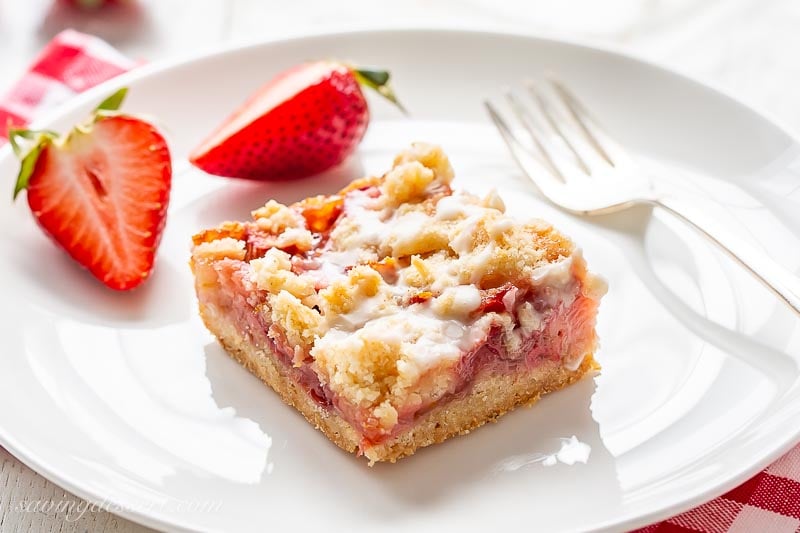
[189,61,404,181]
[10,88,172,291]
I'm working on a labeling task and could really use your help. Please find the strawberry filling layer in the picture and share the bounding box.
[201,257,598,449]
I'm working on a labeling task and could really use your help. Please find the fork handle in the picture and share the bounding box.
[654,195,800,316]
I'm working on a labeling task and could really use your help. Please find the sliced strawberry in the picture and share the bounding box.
[189,61,403,181]
[11,88,172,290]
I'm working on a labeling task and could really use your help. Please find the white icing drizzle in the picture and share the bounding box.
[531,254,575,286]
[301,182,584,371]
[317,308,476,372]
[450,213,483,255]
[431,285,482,318]
[383,211,431,255]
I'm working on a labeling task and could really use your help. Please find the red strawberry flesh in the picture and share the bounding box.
[27,116,171,290]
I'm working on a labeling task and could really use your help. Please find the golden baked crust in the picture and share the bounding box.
[199,297,598,464]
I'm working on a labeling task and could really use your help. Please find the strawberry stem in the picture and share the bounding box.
[352,67,408,115]
[73,0,108,10]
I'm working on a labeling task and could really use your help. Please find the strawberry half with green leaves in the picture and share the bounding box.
[10,88,172,291]
[189,61,404,181]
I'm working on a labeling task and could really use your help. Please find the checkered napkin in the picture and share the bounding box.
[0,29,136,142]
[3,29,800,533]
[634,444,800,532]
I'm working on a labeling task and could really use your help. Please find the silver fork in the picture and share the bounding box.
[485,77,800,316]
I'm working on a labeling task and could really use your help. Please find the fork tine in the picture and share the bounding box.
[504,91,566,182]
[484,100,566,193]
[526,82,592,175]
[546,76,632,168]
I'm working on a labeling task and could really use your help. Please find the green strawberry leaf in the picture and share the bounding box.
[10,129,56,200]
[353,67,408,115]
[7,130,24,158]
[354,68,390,87]
[95,87,128,113]
[13,141,46,200]
[7,128,42,158]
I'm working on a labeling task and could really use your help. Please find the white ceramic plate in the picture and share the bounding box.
[2,29,800,533]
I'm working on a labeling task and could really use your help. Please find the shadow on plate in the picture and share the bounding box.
[358,377,622,513]
[16,235,191,327]
[204,339,622,517]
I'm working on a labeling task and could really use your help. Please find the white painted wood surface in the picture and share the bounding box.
[1,0,799,531]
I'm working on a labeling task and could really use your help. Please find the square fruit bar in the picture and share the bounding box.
[191,144,606,464]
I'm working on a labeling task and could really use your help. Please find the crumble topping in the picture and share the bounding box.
[252,249,315,301]
[193,237,246,262]
[252,200,305,233]
[192,143,599,432]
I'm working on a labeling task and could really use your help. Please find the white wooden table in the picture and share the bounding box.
[1,0,799,531]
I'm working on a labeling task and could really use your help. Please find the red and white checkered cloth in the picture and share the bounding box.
[0,29,135,142]
[635,446,800,532]
[3,28,800,533]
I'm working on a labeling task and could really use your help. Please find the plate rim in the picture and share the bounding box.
[1,26,799,533]
[3,26,799,158]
